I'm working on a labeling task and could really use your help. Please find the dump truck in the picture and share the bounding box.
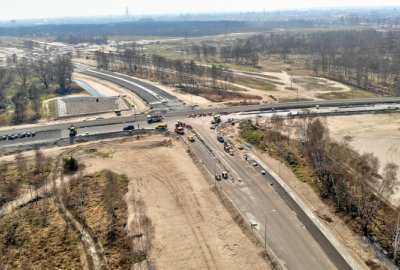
[211,114,221,124]
[175,120,185,135]
[224,141,231,152]
[175,126,184,134]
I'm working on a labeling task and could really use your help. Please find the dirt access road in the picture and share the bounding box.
[80,136,270,270]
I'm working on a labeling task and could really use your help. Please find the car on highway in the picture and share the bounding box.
[217,134,224,142]
[252,162,258,166]
[261,170,266,175]
[187,135,195,142]
[31,132,36,137]
[222,171,228,179]
[123,125,135,131]
[155,123,167,130]
[215,174,221,181]
[1,135,6,140]
[250,220,257,227]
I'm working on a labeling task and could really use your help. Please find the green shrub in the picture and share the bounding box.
[63,157,79,174]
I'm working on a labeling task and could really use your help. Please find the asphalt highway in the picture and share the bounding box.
[189,121,350,270]
[1,95,400,147]
[76,68,179,104]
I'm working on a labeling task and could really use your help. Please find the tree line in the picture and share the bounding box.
[0,52,73,123]
[94,48,235,92]
[56,34,107,45]
[216,30,400,94]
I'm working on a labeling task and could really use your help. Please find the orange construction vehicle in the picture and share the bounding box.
[175,120,185,135]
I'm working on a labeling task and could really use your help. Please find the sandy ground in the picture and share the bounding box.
[77,136,270,270]
[328,114,400,206]
[73,73,148,113]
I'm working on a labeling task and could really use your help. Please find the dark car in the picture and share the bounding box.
[123,125,135,131]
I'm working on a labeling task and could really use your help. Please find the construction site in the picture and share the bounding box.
[0,135,270,270]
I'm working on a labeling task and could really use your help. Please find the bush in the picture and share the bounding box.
[63,157,79,174]
[240,130,264,146]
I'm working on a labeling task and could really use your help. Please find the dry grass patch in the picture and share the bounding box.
[0,198,82,269]
[64,170,137,269]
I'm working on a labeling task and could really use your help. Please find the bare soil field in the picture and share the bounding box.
[327,114,400,206]
[0,136,270,269]
[80,136,270,269]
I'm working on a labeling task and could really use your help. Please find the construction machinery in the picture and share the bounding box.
[224,140,234,156]
[68,124,77,137]
[211,114,221,124]
[175,120,185,135]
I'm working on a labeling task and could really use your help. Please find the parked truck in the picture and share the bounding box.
[147,114,163,124]
[224,140,234,156]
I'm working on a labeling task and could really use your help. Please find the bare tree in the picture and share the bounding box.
[54,54,73,95]
[352,154,398,236]
[16,57,30,92]
[31,57,52,90]
[11,91,27,123]
[0,67,14,101]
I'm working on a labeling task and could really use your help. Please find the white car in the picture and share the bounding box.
[261,170,266,175]
[250,220,257,227]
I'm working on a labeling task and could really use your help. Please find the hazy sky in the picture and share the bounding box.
[1,0,399,20]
